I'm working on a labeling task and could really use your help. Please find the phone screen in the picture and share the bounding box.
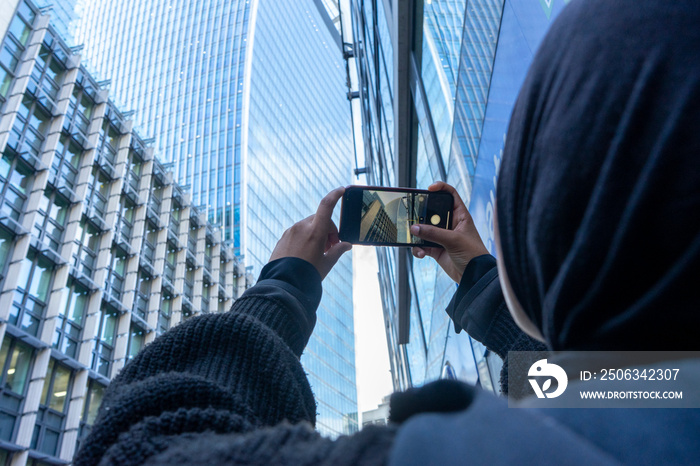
[340,186,452,247]
[361,190,428,244]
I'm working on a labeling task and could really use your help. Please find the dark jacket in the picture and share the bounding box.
[74,257,700,465]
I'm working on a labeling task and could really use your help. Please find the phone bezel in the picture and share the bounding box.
[339,185,452,248]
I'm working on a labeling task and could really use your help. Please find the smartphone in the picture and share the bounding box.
[339,186,453,247]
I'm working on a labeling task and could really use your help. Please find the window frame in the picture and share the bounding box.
[0,336,35,443]
[31,358,73,456]
[10,249,54,337]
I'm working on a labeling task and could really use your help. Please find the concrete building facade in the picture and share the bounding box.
[0,2,250,463]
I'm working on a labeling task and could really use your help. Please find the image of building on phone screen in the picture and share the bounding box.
[360,190,426,244]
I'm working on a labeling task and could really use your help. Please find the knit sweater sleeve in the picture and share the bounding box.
[445,255,547,394]
[74,257,396,466]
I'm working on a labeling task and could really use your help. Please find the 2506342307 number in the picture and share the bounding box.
[600,368,680,381]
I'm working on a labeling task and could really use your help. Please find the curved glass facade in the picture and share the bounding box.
[76,0,251,247]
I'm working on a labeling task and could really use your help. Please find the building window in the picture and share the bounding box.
[53,278,88,359]
[164,244,177,285]
[84,168,110,219]
[201,281,210,313]
[104,249,127,301]
[0,151,33,221]
[32,188,69,253]
[73,220,100,279]
[94,120,119,177]
[168,203,180,242]
[77,379,105,448]
[147,183,163,222]
[0,448,11,465]
[28,43,65,113]
[6,95,52,159]
[188,224,197,251]
[91,307,118,377]
[157,294,172,336]
[64,82,94,140]
[181,304,194,321]
[10,249,53,337]
[134,272,150,319]
[31,359,72,456]
[0,227,14,284]
[204,240,212,271]
[49,134,83,190]
[219,258,227,290]
[0,336,33,442]
[125,150,142,192]
[141,222,158,265]
[184,267,195,301]
[0,4,34,101]
[117,198,135,241]
[127,324,145,361]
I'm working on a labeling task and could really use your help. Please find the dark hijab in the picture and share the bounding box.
[497,0,700,351]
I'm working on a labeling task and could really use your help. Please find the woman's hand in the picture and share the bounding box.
[411,182,489,283]
[269,187,352,280]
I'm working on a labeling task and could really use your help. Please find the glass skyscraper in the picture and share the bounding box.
[71,0,358,436]
[343,0,570,391]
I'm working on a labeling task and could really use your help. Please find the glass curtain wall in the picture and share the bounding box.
[346,0,574,392]
[75,0,251,248]
[244,0,357,437]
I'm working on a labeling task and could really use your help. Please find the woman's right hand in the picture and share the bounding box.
[410,182,489,283]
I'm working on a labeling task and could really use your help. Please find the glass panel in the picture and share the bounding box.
[84,382,104,425]
[11,161,32,195]
[17,256,33,291]
[28,257,52,302]
[113,253,126,276]
[67,288,87,323]
[5,340,32,394]
[49,364,70,411]
[49,197,68,226]
[0,66,12,98]
[161,298,171,316]
[0,153,11,179]
[40,360,53,404]
[0,338,9,373]
[127,325,144,359]
[100,311,117,345]
[0,228,13,268]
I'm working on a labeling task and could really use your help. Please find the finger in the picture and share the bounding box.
[428,181,469,218]
[314,187,345,228]
[325,232,340,253]
[413,245,442,260]
[321,241,352,276]
[410,224,459,249]
[420,246,442,260]
[324,221,340,252]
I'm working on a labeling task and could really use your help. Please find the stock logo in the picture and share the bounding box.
[528,359,568,399]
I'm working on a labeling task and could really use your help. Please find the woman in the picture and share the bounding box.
[76,0,700,464]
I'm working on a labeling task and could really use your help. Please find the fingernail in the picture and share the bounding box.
[410,225,420,235]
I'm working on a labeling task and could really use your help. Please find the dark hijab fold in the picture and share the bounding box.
[497,0,700,351]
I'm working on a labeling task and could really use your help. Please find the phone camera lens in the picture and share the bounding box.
[430,214,441,225]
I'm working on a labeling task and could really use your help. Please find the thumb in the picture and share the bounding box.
[410,224,457,249]
[321,241,352,277]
